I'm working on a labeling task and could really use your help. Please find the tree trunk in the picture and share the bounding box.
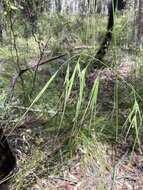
[55,0,62,12]
[21,0,39,37]
[0,23,2,43]
[137,0,143,46]
[0,1,3,43]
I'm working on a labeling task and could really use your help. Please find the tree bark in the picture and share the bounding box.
[137,0,143,46]
[55,0,62,12]
[0,1,3,43]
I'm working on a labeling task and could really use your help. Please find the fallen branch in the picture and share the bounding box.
[9,54,66,91]
[19,54,66,76]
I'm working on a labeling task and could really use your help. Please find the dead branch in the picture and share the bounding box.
[9,54,66,91]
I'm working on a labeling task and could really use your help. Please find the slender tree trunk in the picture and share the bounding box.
[0,2,3,43]
[0,23,2,43]
[55,0,62,12]
[137,0,143,46]
[21,0,39,37]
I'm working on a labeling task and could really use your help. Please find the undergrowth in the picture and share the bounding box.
[0,10,143,189]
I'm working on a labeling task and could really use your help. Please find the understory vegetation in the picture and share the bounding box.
[0,1,143,189]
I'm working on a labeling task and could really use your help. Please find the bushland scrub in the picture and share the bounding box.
[0,1,143,189]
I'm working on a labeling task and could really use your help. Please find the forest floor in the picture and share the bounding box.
[0,45,143,190]
[1,52,141,190]
[2,146,143,190]
[7,116,143,190]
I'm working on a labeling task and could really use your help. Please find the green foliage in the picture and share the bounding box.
[1,7,143,189]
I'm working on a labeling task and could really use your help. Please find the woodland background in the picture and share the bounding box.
[0,0,143,189]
